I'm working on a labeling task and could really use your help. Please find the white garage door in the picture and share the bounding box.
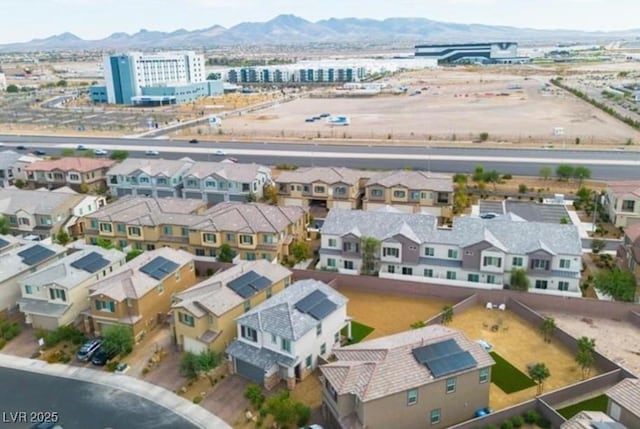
[183,336,207,354]
[332,201,353,210]
[283,198,303,207]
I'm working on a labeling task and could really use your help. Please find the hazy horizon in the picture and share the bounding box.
[0,0,638,44]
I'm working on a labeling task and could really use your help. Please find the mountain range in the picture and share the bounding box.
[1,14,638,52]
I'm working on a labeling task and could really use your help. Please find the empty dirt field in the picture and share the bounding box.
[219,69,640,145]
[339,288,453,339]
[448,306,601,410]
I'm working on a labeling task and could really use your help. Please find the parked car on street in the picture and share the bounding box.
[32,150,46,156]
[76,145,87,151]
[145,150,160,156]
[94,149,108,156]
[76,337,102,361]
[91,346,117,366]
[189,139,199,144]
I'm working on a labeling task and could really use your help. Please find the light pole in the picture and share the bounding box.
[592,191,598,233]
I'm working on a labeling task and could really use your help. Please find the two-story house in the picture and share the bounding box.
[0,241,67,316]
[320,325,494,429]
[363,171,453,222]
[107,157,195,198]
[83,197,308,262]
[605,181,640,228]
[0,187,86,239]
[226,279,349,390]
[172,260,292,354]
[25,157,115,191]
[86,247,196,340]
[276,167,368,210]
[0,234,22,253]
[0,150,38,188]
[17,245,126,330]
[182,161,271,203]
[320,209,583,296]
[606,378,640,428]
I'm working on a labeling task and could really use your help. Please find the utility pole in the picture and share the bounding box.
[592,191,598,232]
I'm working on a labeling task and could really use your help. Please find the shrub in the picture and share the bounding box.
[523,410,540,424]
[502,173,513,180]
[510,415,523,427]
[106,361,120,372]
[536,416,552,429]
[259,408,268,418]
[501,420,514,429]
[192,396,203,404]
[244,383,265,408]
[141,367,150,376]
[0,338,6,350]
[60,354,71,363]
[294,402,311,427]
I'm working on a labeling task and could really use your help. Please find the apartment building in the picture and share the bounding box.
[107,158,195,198]
[0,241,67,315]
[320,325,494,429]
[227,279,349,390]
[319,210,583,296]
[605,181,640,228]
[25,157,115,191]
[86,248,196,340]
[17,246,126,330]
[276,167,368,210]
[363,171,453,221]
[83,196,308,262]
[172,260,292,354]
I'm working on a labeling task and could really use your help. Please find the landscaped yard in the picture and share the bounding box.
[557,394,608,419]
[489,351,536,394]
[342,321,374,344]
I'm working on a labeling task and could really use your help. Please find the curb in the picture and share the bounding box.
[0,353,231,429]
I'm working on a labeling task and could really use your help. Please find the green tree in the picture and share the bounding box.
[13,178,26,189]
[0,216,9,234]
[479,131,489,141]
[575,337,596,379]
[206,72,221,80]
[291,241,310,263]
[560,216,569,224]
[61,148,75,157]
[483,169,501,190]
[180,351,200,381]
[453,173,468,185]
[261,185,278,205]
[594,268,636,302]
[528,362,551,395]
[218,243,234,263]
[294,402,311,427]
[472,165,485,183]
[573,166,591,187]
[441,305,454,325]
[265,390,297,427]
[96,238,114,249]
[244,383,265,408]
[539,166,552,180]
[109,150,129,161]
[360,236,381,275]
[540,317,556,343]
[509,268,530,291]
[125,249,143,262]
[246,192,256,202]
[556,164,575,181]
[518,183,528,194]
[101,325,134,357]
[56,80,68,87]
[55,230,70,246]
[6,84,19,93]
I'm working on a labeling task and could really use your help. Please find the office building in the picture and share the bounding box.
[415,42,530,64]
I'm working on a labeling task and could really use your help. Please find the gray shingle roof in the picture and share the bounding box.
[194,202,306,234]
[277,167,367,186]
[366,170,453,192]
[0,187,83,215]
[236,279,347,341]
[226,339,295,370]
[107,157,194,177]
[184,161,270,183]
[606,378,640,418]
[479,200,570,224]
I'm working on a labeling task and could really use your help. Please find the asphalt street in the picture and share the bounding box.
[0,367,200,429]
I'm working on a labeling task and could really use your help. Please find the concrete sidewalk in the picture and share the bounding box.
[0,353,231,429]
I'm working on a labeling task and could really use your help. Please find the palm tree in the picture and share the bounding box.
[441,305,454,325]
[528,362,551,395]
[575,337,596,378]
[540,317,556,343]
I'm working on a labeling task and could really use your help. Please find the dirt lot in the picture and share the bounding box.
[448,306,601,410]
[219,69,640,145]
[340,288,453,338]
[544,312,640,376]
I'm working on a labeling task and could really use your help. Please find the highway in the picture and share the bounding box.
[2,134,640,179]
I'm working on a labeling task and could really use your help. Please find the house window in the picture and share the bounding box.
[226,233,235,242]
[306,355,312,368]
[271,333,277,344]
[558,281,569,291]
[241,326,258,342]
[146,244,156,251]
[195,248,205,256]
[49,288,66,301]
[266,287,272,299]
[69,173,80,181]
[281,338,292,353]
[98,223,112,233]
[203,233,216,243]
[430,409,441,425]
[622,200,635,212]
[535,280,548,289]
[139,177,149,183]
[479,368,489,384]
[128,226,141,237]
[179,312,194,327]
[205,180,215,188]
[483,256,502,267]
[487,275,496,284]
[447,249,459,259]
[387,265,395,274]
[402,267,413,275]
[186,179,198,187]
[316,323,322,336]
[157,178,167,185]
[157,283,164,294]
[343,242,359,253]
[163,226,173,235]
[25,285,33,294]
[18,217,30,226]
[326,258,336,268]
[446,377,456,394]
[320,343,326,355]
[559,259,571,269]
[407,389,418,406]
[246,253,256,261]
[302,185,310,193]
[95,300,115,312]
[334,332,340,344]
[344,260,354,270]
[262,234,275,244]
[410,191,420,200]
[468,273,480,282]
[334,186,347,196]
[512,257,523,267]
[446,271,457,280]
[424,247,435,257]
[240,235,253,245]
[117,223,126,233]
[313,185,325,193]
[243,300,251,312]
[393,190,406,198]
[326,379,338,402]
[383,247,399,258]
[531,259,550,270]
[328,238,337,248]
[90,219,98,229]
[423,269,433,277]
[370,188,383,197]
[181,228,189,237]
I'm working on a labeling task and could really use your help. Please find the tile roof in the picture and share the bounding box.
[320,325,494,402]
[106,157,194,177]
[25,157,115,173]
[89,247,194,301]
[173,260,292,317]
[87,196,207,226]
[195,202,306,234]
[237,279,347,341]
[606,378,640,418]
[0,187,83,215]
[366,170,453,192]
[625,223,640,243]
[184,161,270,183]
[277,167,367,186]
[608,181,640,198]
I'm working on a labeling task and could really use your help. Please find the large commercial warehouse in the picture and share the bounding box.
[414,42,529,64]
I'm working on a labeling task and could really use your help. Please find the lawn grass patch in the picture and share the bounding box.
[556,394,608,419]
[341,321,374,344]
[489,351,537,394]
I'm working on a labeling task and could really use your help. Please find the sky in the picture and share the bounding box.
[0,0,638,44]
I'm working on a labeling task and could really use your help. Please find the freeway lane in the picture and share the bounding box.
[0,367,200,429]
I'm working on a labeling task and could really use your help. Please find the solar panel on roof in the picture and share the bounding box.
[228,271,261,291]
[235,285,256,299]
[412,339,462,363]
[249,276,272,292]
[307,299,337,320]
[227,271,273,299]
[71,251,110,273]
[425,351,477,378]
[83,258,110,273]
[19,245,56,266]
[0,238,9,249]
[140,257,168,276]
[140,257,179,280]
[294,290,327,313]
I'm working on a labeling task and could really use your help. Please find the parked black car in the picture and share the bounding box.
[32,149,46,156]
[189,138,199,144]
[90,346,117,366]
[76,337,102,362]
[16,145,27,150]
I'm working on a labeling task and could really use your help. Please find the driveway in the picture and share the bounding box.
[200,375,252,424]
[1,324,38,358]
